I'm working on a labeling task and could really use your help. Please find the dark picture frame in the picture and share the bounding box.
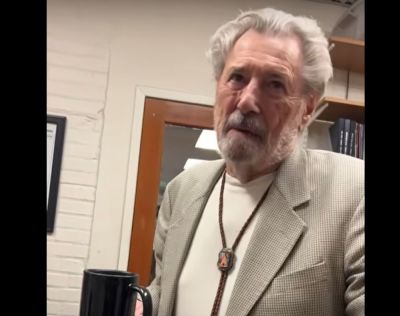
[47,115,67,233]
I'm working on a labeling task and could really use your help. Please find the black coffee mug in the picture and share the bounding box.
[79,269,152,316]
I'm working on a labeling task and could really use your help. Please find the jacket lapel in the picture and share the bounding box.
[226,147,310,316]
[160,160,225,315]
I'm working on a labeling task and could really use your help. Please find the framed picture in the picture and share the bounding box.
[47,115,67,233]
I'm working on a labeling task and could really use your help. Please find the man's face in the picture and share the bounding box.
[214,29,314,167]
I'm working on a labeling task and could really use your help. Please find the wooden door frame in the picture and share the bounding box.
[117,87,214,272]
[128,98,214,285]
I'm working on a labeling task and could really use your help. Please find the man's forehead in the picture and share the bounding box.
[223,30,303,79]
[232,30,303,62]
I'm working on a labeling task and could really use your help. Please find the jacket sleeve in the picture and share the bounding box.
[146,182,173,316]
[344,196,365,316]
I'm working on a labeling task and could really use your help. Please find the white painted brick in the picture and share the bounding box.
[47,95,104,117]
[48,65,108,87]
[47,234,56,242]
[64,142,100,159]
[68,274,84,288]
[56,213,92,230]
[48,287,81,302]
[58,198,93,215]
[47,106,103,122]
[47,22,111,46]
[47,257,85,274]
[65,128,101,146]
[47,301,80,315]
[59,302,80,315]
[51,228,91,245]
[60,170,97,186]
[47,37,109,59]
[62,157,98,173]
[47,272,69,287]
[47,7,112,316]
[47,301,61,314]
[63,114,98,131]
[48,51,108,72]
[58,184,96,201]
[47,241,89,258]
[59,207,93,217]
[47,79,107,102]
[94,118,104,132]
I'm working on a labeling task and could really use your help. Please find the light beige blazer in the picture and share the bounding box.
[147,147,364,316]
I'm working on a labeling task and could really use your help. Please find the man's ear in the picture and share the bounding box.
[300,93,319,129]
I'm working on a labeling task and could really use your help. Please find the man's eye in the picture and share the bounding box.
[229,73,245,83]
[265,80,287,95]
[227,73,247,90]
[269,81,284,90]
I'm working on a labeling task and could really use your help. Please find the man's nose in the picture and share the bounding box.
[236,80,261,114]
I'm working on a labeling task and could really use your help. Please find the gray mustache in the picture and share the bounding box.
[223,111,265,139]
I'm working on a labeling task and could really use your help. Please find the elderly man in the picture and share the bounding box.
[137,7,364,316]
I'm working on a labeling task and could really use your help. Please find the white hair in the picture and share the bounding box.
[207,8,333,98]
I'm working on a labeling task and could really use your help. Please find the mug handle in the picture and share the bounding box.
[129,284,152,316]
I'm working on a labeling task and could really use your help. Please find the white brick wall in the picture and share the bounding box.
[58,198,93,216]
[47,14,110,314]
[55,213,93,231]
[47,271,83,288]
[47,257,85,274]
[47,301,80,316]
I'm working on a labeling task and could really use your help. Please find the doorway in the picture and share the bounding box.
[127,97,218,285]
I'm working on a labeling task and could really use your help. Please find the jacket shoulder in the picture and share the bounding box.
[165,159,224,197]
[305,149,364,195]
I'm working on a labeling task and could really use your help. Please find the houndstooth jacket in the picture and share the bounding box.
[147,146,364,316]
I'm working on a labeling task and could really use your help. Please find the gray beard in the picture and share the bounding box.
[217,116,301,167]
[217,110,266,163]
[218,133,261,163]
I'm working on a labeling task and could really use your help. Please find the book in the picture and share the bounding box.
[329,118,345,154]
[349,120,356,157]
[358,123,364,159]
[343,119,351,155]
[362,124,365,160]
[354,122,359,158]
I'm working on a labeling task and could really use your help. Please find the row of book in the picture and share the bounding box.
[329,118,364,159]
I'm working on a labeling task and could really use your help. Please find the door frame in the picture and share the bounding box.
[117,86,214,270]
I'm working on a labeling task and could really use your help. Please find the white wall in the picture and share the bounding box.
[47,3,111,314]
[47,1,349,315]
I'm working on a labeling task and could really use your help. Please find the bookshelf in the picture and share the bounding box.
[316,36,364,124]
[329,36,364,74]
[318,96,364,124]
